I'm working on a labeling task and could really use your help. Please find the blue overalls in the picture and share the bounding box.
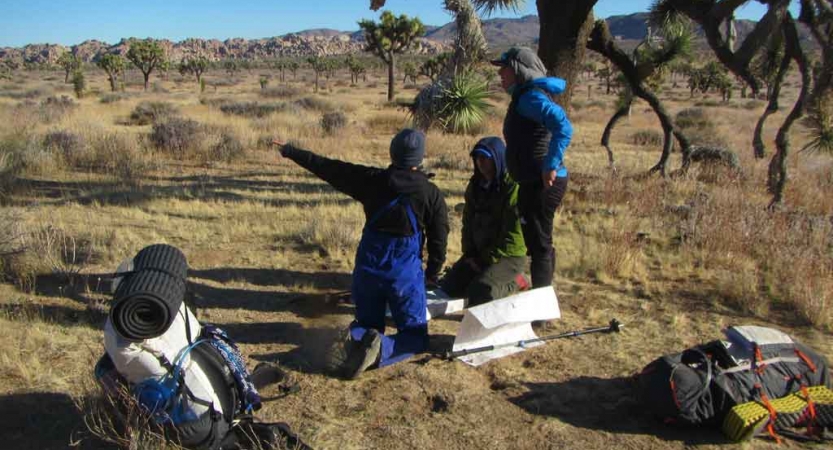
[349,196,428,367]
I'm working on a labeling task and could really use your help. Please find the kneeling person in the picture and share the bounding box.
[441,137,528,306]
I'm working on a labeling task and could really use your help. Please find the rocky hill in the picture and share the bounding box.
[0,12,814,66]
[0,33,445,66]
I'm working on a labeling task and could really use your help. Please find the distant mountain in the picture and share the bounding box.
[425,15,540,48]
[0,12,815,66]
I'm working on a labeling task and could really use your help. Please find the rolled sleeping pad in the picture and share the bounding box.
[110,244,189,341]
[104,303,224,420]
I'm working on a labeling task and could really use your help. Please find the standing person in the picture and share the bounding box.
[272,129,449,379]
[491,47,572,289]
[440,137,529,306]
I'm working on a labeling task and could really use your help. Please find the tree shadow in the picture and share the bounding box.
[0,392,108,450]
[508,376,726,446]
[11,177,353,209]
[0,302,106,330]
[189,267,352,291]
[236,322,348,376]
[187,281,297,312]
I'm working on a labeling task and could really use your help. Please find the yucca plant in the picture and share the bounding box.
[437,72,491,134]
[802,94,833,154]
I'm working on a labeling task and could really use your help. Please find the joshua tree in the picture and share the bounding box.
[286,60,300,80]
[125,39,165,90]
[588,16,694,175]
[346,55,367,86]
[97,54,126,92]
[418,53,449,82]
[57,52,80,83]
[358,11,426,101]
[403,61,419,84]
[655,0,833,206]
[307,56,328,93]
[178,56,209,85]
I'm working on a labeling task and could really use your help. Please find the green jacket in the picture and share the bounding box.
[462,172,527,265]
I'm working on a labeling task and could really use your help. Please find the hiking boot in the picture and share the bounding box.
[341,329,382,380]
[250,362,286,389]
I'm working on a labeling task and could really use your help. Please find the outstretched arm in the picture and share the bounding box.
[273,139,380,201]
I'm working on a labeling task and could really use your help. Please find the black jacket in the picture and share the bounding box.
[282,145,449,279]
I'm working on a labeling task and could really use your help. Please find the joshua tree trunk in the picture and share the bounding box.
[753,51,791,159]
[387,53,395,102]
[588,19,692,176]
[768,15,811,207]
[536,0,597,112]
[600,99,630,171]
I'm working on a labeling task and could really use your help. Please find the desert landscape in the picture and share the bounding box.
[0,8,832,450]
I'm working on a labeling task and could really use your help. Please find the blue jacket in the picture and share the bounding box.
[513,77,573,178]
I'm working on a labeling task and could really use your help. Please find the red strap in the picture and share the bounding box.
[757,384,782,444]
[754,347,768,375]
[800,384,819,435]
[795,349,817,373]
[669,380,682,409]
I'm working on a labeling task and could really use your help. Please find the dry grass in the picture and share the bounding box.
[0,67,830,449]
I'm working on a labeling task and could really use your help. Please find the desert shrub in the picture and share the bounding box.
[208,131,245,163]
[37,96,76,123]
[293,96,334,112]
[219,102,294,118]
[0,209,25,276]
[675,108,709,130]
[260,85,300,99]
[0,131,56,180]
[43,130,85,160]
[128,101,179,126]
[149,117,203,156]
[151,82,169,94]
[741,99,764,110]
[99,93,129,104]
[631,129,664,147]
[199,96,233,108]
[257,135,275,149]
[694,99,722,107]
[676,107,727,147]
[89,133,151,182]
[430,152,470,172]
[366,114,404,134]
[299,215,361,258]
[320,111,347,135]
[1,87,51,99]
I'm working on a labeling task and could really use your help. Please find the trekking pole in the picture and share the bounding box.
[444,319,623,360]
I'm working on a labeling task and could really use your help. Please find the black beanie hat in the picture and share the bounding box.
[389,128,425,168]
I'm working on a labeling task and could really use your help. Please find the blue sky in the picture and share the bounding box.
[1,0,776,47]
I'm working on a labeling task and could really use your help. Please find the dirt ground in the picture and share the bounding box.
[0,65,831,449]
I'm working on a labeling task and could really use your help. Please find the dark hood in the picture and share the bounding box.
[387,166,434,193]
[470,136,507,187]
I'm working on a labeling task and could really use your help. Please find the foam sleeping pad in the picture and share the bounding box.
[111,244,189,341]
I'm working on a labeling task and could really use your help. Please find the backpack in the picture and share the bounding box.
[638,326,831,439]
[96,321,261,449]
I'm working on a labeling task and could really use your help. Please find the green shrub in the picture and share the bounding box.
[71,70,85,98]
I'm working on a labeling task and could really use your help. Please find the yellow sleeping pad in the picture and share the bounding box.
[722,386,833,442]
